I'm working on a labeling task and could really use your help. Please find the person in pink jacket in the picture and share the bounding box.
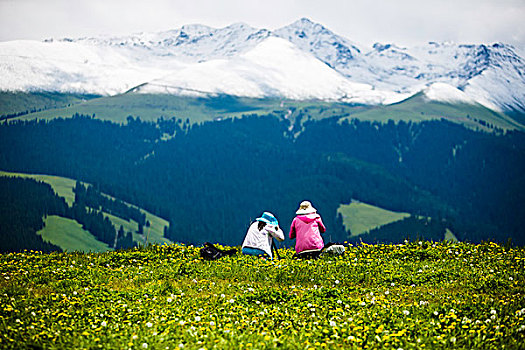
[289,200,326,257]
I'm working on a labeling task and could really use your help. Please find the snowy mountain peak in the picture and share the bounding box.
[369,43,416,61]
[179,24,214,36]
[0,18,524,113]
[288,17,331,35]
[274,17,362,69]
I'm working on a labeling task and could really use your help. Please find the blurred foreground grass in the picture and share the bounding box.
[1,241,524,349]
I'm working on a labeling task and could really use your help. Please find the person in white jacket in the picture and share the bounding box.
[242,212,284,259]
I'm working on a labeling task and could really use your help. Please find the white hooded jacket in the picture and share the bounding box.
[242,221,284,258]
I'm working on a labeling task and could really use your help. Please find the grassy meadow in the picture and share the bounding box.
[337,202,410,237]
[38,216,113,253]
[1,241,523,349]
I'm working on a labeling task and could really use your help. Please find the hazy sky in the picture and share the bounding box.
[1,0,524,52]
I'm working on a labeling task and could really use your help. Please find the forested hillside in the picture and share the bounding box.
[0,175,143,252]
[0,177,64,253]
[0,113,524,247]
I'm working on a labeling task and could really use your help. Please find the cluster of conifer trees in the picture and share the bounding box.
[73,181,139,249]
[74,181,146,227]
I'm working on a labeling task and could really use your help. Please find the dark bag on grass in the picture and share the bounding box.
[200,242,237,260]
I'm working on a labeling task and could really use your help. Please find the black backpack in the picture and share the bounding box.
[200,242,237,260]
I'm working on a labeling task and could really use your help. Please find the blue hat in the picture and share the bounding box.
[256,212,279,226]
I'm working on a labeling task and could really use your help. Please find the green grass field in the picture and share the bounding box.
[337,201,411,237]
[37,215,113,253]
[1,241,523,349]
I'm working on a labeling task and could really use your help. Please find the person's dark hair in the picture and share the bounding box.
[258,221,266,231]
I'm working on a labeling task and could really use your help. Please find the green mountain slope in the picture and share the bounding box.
[4,91,365,124]
[341,92,524,131]
[0,91,99,120]
[0,170,171,252]
[4,91,522,132]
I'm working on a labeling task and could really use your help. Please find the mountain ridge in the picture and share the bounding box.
[1,18,524,113]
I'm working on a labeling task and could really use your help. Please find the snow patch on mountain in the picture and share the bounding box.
[0,40,174,95]
[423,83,476,104]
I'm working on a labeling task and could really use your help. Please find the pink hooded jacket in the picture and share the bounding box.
[289,213,326,253]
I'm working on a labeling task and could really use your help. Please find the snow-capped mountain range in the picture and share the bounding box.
[1,18,524,113]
